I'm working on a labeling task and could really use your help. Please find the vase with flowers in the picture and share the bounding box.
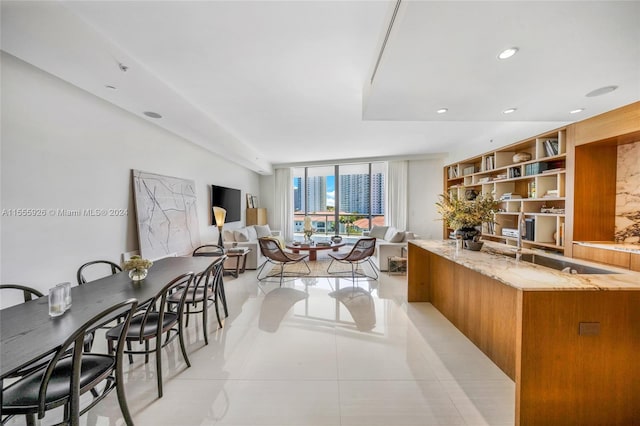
[303,215,315,244]
[436,193,498,250]
[123,255,153,281]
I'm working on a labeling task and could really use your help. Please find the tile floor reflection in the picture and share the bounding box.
[6,269,515,425]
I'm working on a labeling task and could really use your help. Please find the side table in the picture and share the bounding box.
[225,248,251,278]
[388,246,408,275]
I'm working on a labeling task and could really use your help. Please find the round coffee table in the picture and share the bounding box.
[286,241,346,261]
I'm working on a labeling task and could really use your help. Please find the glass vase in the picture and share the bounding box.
[129,268,148,281]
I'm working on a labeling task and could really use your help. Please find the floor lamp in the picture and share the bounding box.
[213,206,226,247]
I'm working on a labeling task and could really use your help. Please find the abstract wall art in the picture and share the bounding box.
[132,170,201,259]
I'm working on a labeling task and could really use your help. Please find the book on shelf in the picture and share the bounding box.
[544,139,559,157]
[508,167,522,178]
[485,156,495,171]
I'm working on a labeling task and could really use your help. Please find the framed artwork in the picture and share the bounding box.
[246,193,254,208]
[132,170,201,259]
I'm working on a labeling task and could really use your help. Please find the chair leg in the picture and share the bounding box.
[202,299,209,345]
[217,278,228,317]
[178,317,191,369]
[145,341,150,364]
[25,413,37,426]
[279,264,285,287]
[115,362,135,426]
[256,260,270,281]
[155,337,163,398]
[213,296,223,329]
[126,341,134,364]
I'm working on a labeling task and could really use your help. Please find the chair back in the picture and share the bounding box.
[185,256,226,305]
[35,298,138,419]
[133,272,194,341]
[76,260,122,285]
[0,284,44,305]
[345,238,377,261]
[192,244,225,257]
[258,238,290,262]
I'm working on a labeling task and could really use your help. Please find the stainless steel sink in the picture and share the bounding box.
[506,253,619,274]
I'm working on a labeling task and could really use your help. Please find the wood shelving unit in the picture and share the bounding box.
[445,129,568,254]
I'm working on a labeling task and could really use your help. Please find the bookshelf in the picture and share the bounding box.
[445,129,567,254]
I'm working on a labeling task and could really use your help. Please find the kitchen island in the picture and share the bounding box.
[408,240,639,426]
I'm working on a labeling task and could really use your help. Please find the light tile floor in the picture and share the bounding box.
[7,267,515,425]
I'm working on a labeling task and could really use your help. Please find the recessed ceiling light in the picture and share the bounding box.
[143,111,162,119]
[437,108,448,114]
[503,108,517,114]
[586,85,618,97]
[498,47,519,60]
[570,108,585,114]
[105,85,117,90]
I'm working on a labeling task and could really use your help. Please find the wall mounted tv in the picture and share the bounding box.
[211,185,241,224]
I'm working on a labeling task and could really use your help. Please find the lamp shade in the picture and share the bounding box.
[213,206,226,228]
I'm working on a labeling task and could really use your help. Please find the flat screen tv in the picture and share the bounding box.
[211,185,241,224]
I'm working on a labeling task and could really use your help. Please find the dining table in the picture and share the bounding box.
[0,256,216,383]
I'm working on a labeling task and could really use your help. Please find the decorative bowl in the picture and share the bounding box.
[512,152,532,163]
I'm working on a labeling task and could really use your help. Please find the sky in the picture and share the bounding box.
[326,176,334,207]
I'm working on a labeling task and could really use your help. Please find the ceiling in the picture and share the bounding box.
[2,1,639,174]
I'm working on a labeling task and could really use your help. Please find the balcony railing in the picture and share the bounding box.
[292,213,384,241]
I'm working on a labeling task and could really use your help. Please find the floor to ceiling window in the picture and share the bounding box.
[292,162,385,240]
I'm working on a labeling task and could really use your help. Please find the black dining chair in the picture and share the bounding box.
[1,298,139,426]
[105,272,195,399]
[327,237,378,282]
[76,260,124,352]
[192,244,225,257]
[191,244,229,319]
[76,260,122,285]
[167,256,226,345]
[0,283,44,302]
[0,285,49,381]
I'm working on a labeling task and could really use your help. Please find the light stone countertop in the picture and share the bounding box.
[410,240,640,291]
[573,241,640,254]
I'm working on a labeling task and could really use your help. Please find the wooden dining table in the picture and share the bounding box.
[0,256,215,381]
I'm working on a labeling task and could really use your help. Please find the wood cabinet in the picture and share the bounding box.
[408,243,640,426]
[445,129,567,253]
[246,208,267,226]
[572,244,631,268]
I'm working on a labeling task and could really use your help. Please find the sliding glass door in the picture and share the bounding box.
[293,162,385,241]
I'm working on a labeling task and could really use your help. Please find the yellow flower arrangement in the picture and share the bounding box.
[436,193,498,231]
[123,255,153,272]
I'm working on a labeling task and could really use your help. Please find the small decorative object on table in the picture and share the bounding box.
[303,215,314,244]
[123,255,153,282]
[331,235,343,244]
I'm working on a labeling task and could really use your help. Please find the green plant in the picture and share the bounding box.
[123,255,153,272]
[436,193,498,230]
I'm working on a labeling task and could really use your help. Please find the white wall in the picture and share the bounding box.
[407,158,445,239]
[1,53,259,298]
